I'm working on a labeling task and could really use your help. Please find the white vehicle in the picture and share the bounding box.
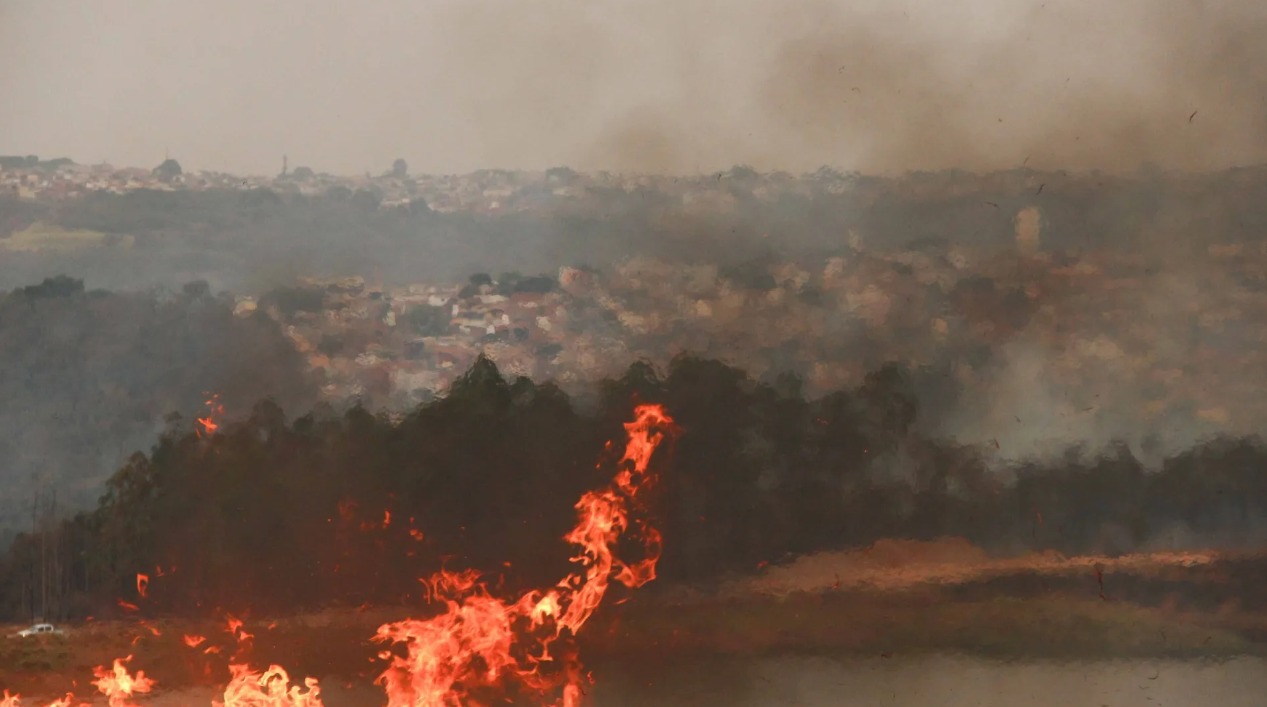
[15,623,64,638]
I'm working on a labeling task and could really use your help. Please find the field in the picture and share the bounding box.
[0,221,130,253]
[2,541,1265,703]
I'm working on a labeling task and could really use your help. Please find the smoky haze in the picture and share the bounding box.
[2,0,1266,175]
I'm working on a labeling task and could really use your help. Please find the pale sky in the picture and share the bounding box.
[2,0,1265,176]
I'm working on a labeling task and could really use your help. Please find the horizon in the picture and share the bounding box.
[4,0,1267,176]
[9,153,1267,180]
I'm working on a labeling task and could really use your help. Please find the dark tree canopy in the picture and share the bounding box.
[152,158,183,182]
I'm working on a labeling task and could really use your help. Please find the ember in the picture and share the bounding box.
[196,394,224,437]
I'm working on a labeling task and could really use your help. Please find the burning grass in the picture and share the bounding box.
[4,406,1265,704]
[0,404,676,706]
[5,587,1260,703]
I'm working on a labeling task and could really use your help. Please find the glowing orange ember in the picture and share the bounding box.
[197,393,225,437]
[136,573,149,599]
[185,634,208,648]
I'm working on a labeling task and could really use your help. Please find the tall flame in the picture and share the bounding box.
[373,403,673,706]
[0,404,673,707]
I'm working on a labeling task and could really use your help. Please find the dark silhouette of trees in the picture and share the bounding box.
[3,354,1267,622]
[152,159,182,182]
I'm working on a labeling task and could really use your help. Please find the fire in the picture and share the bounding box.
[0,693,78,707]
[0,404,673,707]
[197,393,224,437]
[91,657,155,707]
[373,403,673,706]
[217,664,322,707]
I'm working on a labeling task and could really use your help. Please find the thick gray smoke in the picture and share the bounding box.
[3,0,1266,175]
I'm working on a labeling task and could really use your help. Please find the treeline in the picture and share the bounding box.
[0,276,317,536]
[2,354,1267,622]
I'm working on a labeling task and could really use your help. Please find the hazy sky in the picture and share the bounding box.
[3,0,1265,175]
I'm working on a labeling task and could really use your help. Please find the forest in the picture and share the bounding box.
[2,353,1265,623]
[0,276,317,537]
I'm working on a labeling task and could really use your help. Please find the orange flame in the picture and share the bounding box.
[91,656,154,707]
[0,404,673,707]
[373,403,673,706]
[0,692,80,707]
[135,573,149,599]
[216,664,322,707]
[197,394,224,438]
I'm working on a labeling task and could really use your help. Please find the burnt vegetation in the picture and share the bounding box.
[2,354,1267,622]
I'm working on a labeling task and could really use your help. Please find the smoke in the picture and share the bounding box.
[3,0,1267,174]
[754,0,1267,175]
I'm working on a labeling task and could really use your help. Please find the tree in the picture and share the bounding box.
[18,275,84,300]
[392,159,408,179]
[406,305,451,336]
[152,159,182,182]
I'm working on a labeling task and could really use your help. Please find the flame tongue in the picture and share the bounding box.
[92,656,155,707]
[196,393,224,437]
[374,403,674,706]
[0,404,672,707]
[217,664,322,707]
